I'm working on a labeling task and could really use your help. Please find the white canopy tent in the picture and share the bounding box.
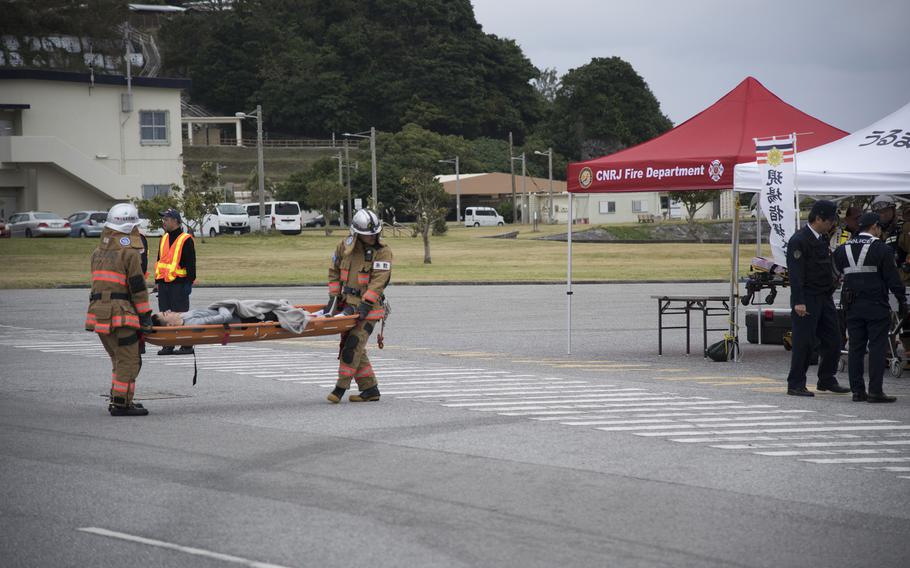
[734,101,910,195]
[728,101,910,356]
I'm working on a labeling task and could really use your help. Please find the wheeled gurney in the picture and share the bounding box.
[142,304,358,347]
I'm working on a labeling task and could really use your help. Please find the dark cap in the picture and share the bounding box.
[857,212,881,231]
[808,199,838,222]
[159,208,181,222]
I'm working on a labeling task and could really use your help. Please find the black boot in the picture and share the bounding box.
[867,392,897,403]
[175,346,195,355]
[349,386,380,402]
[327,387,346,403]
[109,403,149,416]
[157,346,175,356]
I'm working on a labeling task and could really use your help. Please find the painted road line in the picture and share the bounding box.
[408,388,631,399]
[470,400,748,411]
[278,376,523,385]
[636,425,910,437]
[77,527,292,568]
[799,457,910,464]
[382,384,597,395]
[753,449,905,457]
[443,396,721,408]
[670,433,871,443]
[525,404,781,419]
[864,466,910,472]
[639,410,814,419]
[432,389,658,401]
[680,419,897,428]
[557,415,806,427]
[711,440,910,450]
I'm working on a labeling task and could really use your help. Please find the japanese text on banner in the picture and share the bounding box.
[756,136,797,265]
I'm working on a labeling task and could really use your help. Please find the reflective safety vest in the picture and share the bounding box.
[155,232,192,282]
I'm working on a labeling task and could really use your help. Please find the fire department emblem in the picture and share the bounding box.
[708,160,724,182]
[578,167,593,189]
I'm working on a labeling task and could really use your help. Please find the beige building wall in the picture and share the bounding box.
[0,75,185,217]
[551,192,719,225]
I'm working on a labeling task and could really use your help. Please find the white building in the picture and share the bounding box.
[550,190,727,225]
[0,68,189,218]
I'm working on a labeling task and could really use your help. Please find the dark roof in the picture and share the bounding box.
[0,68,190,90]
[0,103,30,109]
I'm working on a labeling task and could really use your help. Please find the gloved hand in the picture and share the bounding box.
[357,302,371,320]
[139,312,154,332]
[323,296,340,317]
[341,305,356,317]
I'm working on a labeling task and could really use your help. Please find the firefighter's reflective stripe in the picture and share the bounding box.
[94,322,111,334]
[92,270,127,285]
[357,273,370,285]
[339,364,356,377]
[365,308,385,321]
[111,378,135,393]
[134,300,151,313]
[328,281,341,295]
[363,290,380,304]
[340,269,350,281]
[154,232,192,282]
[355,364,374,378]
[111,314,140,328]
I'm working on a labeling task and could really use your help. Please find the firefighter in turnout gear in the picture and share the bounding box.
[833,212,907,402]
[325,209,392,403]
[86,203,153,416]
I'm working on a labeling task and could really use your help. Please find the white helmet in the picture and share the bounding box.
[105,203,141,233]
[351,208,382,236]
[871,194,896,211]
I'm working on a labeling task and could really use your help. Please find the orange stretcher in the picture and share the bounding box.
[142,304,358,347]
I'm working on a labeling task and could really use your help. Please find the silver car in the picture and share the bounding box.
[8,211,71,238]
[67,210,107,237]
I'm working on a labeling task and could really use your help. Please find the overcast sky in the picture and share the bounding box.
[471,0,910,133]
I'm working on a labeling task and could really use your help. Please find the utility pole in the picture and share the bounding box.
[369,126,377,209]
[255,105,265,233]
[509,131,516,224]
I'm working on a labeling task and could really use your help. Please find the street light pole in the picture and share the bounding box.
[369,126,377,209]
[511,153,526,224]
[342,128,378,211]
[509,132,516,223]
[439,156,461,222]
[535,147,554,223]
[236,106,267,233]
[344,139,352,224]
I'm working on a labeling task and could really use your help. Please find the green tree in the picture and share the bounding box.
[131,190,180,231]
[546,57,673,160]
[674,190,720,242]
[401,170,448,264]
[306,179,346,236]
[181,162,223,241]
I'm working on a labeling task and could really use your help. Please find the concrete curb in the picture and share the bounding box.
[52,279,728,290]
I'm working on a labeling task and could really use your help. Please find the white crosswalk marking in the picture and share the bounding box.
[4,327,910,482]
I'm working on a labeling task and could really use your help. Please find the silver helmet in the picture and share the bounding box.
[351,209,382,236]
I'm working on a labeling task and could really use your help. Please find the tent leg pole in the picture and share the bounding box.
[730,189,741,362]
[567,193,573,355]
[756,200,762,345]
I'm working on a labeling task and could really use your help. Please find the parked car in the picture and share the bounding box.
[67,210,107,237]
[0,217,9,238]
[464,206,505,227]
[8,211,71,237]
[247,201,302,235]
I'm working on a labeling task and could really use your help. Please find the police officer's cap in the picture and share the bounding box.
[857,212,881,230]
[809,200,838,221]
[159,208,182,222]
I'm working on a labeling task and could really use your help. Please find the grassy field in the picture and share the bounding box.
[0,223,766,288]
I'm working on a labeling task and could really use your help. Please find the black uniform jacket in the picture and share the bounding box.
[833,233,906,309]
[787,225,837,306]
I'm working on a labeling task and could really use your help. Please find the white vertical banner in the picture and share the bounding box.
[755,135,797,265]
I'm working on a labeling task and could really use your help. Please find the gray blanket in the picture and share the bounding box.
[203,299,311,334]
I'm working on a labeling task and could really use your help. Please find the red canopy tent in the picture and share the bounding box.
[567,77,847,194]
[562,77,848,354]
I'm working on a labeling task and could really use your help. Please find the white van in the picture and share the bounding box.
[202,203,250,237]
[247,201,302,235]
[464,206,504,227]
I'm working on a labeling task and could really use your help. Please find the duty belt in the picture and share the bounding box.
[343,286,362,296]
[90,292,130,301]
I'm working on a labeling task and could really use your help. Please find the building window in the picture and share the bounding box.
[631,200,647,212]
[140,110,169,145]
[599,201,616,214]
[142,184,172,199]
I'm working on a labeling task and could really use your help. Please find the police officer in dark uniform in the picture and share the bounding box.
[834,212,906,402]
[785,200,850,396]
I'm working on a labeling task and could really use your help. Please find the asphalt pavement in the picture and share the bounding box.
[1,283,909,568]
